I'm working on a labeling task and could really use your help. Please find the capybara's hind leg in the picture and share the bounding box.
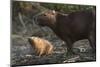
[88,31,96,53]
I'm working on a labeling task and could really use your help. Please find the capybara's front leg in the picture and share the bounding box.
[65,39,75,56]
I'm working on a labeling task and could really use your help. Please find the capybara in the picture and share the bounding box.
[28,37,54,56]
[36,10,96,54]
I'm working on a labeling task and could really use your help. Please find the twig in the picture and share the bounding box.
[18,12,27,35]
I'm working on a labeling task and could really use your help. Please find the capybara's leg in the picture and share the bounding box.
[36,49,40,56]
[38,49,44,56]
[88,31,96,53]
[47,46,53,55]
[65,39,75,55]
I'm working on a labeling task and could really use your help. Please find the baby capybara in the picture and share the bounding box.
[28,37,54,56]
[36,10,96,54]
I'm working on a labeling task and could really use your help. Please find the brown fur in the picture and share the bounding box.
[28,37,54,56]
[37,10,96,54]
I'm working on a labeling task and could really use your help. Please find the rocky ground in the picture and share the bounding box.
[11,15,96,66]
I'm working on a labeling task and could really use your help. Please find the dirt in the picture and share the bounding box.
[11,17,95,66]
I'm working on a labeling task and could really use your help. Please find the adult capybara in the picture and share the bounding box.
[36,10,96,54]
[28,37,54,56]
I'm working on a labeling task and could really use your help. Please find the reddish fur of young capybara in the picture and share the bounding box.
[28,37,54,56]
[37,10,96,54]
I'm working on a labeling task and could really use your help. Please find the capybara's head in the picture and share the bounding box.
[28,37,36,46]
[36,10,57,27]
[28,37,42,46]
